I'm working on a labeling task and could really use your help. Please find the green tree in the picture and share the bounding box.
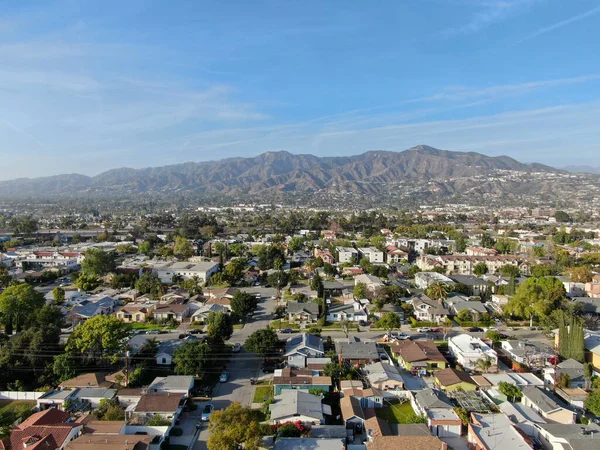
[207,312,233,341]
[556,373,571,389]
[376,312,401,335]
[504,277,566,327]
[174,236,194,259]
[569,266,593,283]
[485,330,501,343]
[52,287,65,304]
[498,382,522,401]
[323,361,342,386]
[173,341,213,376]
[244,329,279,356]
[208,402,261,450]
[230,291,257,319]
[52,353,78,382]
[473,263,489,276]
[138,241,153,255]
[311,272,324,298]
[268,271,289,295]
[481,233,495,248]
[495,238,517,254]
[223,259,245,285]
[81,248,116,277]
[66,315,130,363]
[454,407,469,426]
[353,282,367,299]
[585,363,594,390]
[0,284,44,334]
[585,390,600,416]
[75,273,102,292]
[425,282,450,301]
[288,236,305,253]
[135,273,163,297]
[457,309,473,322]
[554,211,571,223]
[0,266,11,289]
[181,275,203,296]
[498,264,520,278]
[474,355,494,373]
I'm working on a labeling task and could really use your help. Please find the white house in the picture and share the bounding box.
[448,334,497,371]
[411,293,449,323]
[152,261,219,284]
[326,301,368,323]
[414,272,455,290]
[336,247,358,264]
[285,333,325,369]
[357,247,384,264]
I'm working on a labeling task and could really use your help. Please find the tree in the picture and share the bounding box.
[474,355,494,373]
[288,236,305,253]
[495,238,517,255]
[230,291,257,319]
[81,248,115,277]
[135,273,163,297]
[224,259,245,285]
[173,341,213,376]
[323,361,342,385]
[554,211,571,223]
[181,275,203,296]
[485,330,501,343]
[66,315,130,363]
[556,373,571,389]
[52,353,77,382]
[454,407,469,426]
[498,382,522,401]
[138,241,153,255]
[268,271,289,296]
[208,402,261,450]
[498,264,520,278]
[376,312,401,335]
[504,277,566,327]
[311,272,324,298]
[457,309,473,322]
[0,284,44,334]
[569,266,593,283]
[353,282,367,299]
[481,233,495,248]
[244,329,279,356]
[0,266,11,289]
[585,363,594,390]
[174,236,194,259]
[75,273,102,292]
[425,282,450,301]
[207,312,233,341]
[473,263,489,276]
[557,312,585,362]
[52,287,65,304]
[585,390,600,416]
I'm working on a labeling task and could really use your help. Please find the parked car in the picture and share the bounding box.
[417,327,431,333]
[232,343,241,353]
[189,329,204,334]
[468,327,484,332]
[219,372,229,382]
[379,353,390,361]
[359,320,367,326]
[280,328,293,334]
[262,365,277,373]
[395,333,411,340]
[431,327,443,333]
[146,330,160,335]
[201,404,214,421]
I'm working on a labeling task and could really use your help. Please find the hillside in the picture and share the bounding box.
[0,145,597,207]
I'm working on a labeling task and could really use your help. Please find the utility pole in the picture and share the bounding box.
[125,351,130,387]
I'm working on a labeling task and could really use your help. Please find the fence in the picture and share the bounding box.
[0,391,45,401]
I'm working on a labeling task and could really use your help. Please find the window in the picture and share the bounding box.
[162,358,167,364]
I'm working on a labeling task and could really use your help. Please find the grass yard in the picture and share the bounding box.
[375,401,421,424]
[233,323,245,330]
[0,400,36,426]
[128,323,165,331]
[269,320,300,330]
[253,385,274,403]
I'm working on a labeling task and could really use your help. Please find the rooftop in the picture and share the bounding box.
[471,413,533,450]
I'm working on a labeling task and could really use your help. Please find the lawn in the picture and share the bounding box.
[269,320,300,330]
[375,401,421,424]
[0,400,36,426]
[253,384,274,403]
[128,323,165,331]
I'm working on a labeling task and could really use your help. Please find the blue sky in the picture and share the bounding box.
[1,0,600,179]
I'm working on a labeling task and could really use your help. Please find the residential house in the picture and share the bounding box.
[273,438,345,450]
[116,388,144,408]
[521,386,575,425]
[314,248,335,265]
[555,388,588,412]
[414,272,455,290]
[448,275,490,296]
[354,273,385,292]
[427,408,462,438]
[147,376,194,396]
[412,388,454,417]
[269,390,325,425]
[543,359,585,388]
[358,247,384,264]
[342,387,385,409]
[340,395,365,429]
[434,368,477,392]
[468,413,533,450]
[585,275,600,298]
[583,330,600,375]
[445,295,488,322]
[501,340,552,370]
[363,362,405,391]
[152,261,219,284]
[153,304,190,323]
[417,254,521,276]
[385,245,408,264]
[465,247,498,256]
[0,409,83,450]
[534,423,600,450]
[498,402,547,437]
[131,392,185,424]
[190,303,229,323]
[116,305,153,323]
[391,340,448,374]
[326,301,368,323]
[336,247,358,264]
[572,297,600,315]
[411,294,450,323]
[59,372,113,389]
[72,387,117,408]
[38,389,78,411]
[366,435,447,450]
[449,334,498,372]
[155,340,186,365]
[65,434,153,450]
[557,276,586,298]
[479,373,544,391]
[285,333,325,369]
[68,296,116,325]
[287,301,320,323]
[336,340,381,366]
[272,368,332,395]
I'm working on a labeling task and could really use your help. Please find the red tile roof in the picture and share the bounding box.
[2,409,81,450]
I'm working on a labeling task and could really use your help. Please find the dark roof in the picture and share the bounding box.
[391,341,447,364]
[336,341,380,360]
[134,392,184,413]
[287,301,319,315]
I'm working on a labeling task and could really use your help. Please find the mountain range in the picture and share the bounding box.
[1,145,598,207]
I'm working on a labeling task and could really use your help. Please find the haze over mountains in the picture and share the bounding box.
[1,145,598,207]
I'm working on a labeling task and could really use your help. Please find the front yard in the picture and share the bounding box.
[0,400,35,429]
[375,400,422,424]
[253,383,274,403]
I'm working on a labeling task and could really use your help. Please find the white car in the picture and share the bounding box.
[201,404,214,421]
[417,327,431,333]
[219,372,229,382]
[232,343,241,353]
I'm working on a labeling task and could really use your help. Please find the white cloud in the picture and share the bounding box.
[517,4,600,43]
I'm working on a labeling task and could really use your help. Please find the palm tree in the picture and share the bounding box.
[474,355,494,373]
[426,282,450,301]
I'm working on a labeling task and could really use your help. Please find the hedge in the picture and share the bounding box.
[409,317,437,328]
